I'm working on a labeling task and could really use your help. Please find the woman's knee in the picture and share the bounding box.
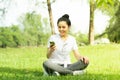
[43,60,52,67]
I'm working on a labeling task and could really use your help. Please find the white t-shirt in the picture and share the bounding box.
[47,34,78,64]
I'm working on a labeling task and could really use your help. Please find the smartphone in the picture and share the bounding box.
[50,41,55,47]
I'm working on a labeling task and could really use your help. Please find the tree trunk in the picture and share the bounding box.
[47,0,55,34]
[89,0,95,45]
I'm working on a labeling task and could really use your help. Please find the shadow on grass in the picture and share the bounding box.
[0,67,119,80]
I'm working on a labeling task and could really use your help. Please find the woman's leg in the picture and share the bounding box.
[67,60,89,71]
[43,60,73,75]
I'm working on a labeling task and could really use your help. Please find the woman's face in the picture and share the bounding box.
[57,21,69,37]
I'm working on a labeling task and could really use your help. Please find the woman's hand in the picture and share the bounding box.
[49,45,56,53]
[47,45,56,58]
[73,50,89,64]
[80,56,89,64]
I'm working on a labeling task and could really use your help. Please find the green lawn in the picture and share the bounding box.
[0,44,120,80]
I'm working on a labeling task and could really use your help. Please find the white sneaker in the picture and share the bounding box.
[73,70,85,75]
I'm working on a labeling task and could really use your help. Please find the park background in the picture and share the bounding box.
[0,0,120,80]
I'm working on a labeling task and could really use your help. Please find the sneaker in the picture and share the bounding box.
[53,71,60,76]
[73,70,85,75]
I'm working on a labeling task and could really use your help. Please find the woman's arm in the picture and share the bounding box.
[73,50,89,64]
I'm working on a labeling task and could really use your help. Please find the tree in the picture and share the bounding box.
[0,27,19,48]
[21,12,43,46]
[88,0,119,45]
[47,0,55,34]
[95,0,120,43]
[19,12,50,46]
[10,25,23,47]
[89,0,95,45]
[106,4,120,43]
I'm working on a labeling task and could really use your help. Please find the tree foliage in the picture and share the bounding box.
[22,12,50,46]
[0,25,23,48]
[0,12,50,48]
[95,0,119,16]
[106,4,120,43]
[93,0,120,43]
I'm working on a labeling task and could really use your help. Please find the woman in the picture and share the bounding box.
[43,14,89,76]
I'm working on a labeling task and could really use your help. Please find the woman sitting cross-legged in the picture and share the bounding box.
[43,14,89,76]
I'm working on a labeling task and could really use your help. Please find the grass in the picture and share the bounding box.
[0,44,120,80]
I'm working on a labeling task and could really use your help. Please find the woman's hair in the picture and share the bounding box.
[57,14,71,27]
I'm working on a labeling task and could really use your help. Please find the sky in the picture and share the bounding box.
[0,0,110,34]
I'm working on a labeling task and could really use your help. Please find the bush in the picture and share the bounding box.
[73,33,88,46]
